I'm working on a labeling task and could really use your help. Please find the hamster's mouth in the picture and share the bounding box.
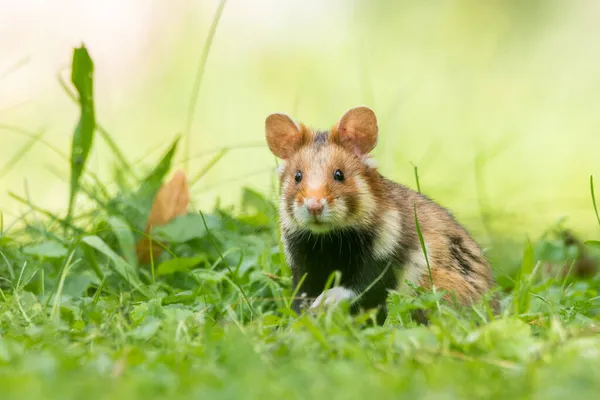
[303,217,337,233]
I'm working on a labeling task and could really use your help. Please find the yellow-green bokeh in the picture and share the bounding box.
[1,1,599,253]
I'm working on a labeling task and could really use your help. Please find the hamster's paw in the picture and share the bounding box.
[310,287,356,310]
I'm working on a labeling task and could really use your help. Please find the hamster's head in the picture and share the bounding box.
[265,106,381,234]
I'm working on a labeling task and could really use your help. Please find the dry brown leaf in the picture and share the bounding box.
[136,169,190,263]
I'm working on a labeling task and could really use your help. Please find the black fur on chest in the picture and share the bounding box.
[284,227,399,318]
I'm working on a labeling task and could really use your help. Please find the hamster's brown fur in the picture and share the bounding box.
[265,106,496,323]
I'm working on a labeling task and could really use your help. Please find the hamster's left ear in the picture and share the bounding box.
[333,106,378,155]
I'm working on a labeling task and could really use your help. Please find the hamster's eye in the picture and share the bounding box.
[294,171,303,183]
[333,169,344,182]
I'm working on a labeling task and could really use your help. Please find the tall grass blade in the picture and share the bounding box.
[67,45,96,220]
[0,129,45,180]
[183,0,228,173]
[590,175,600,228]
[513,238,535,315]
[190,148,228,186]
[58,71,135,179]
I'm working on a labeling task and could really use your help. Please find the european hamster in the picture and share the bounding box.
[265,106,496,324]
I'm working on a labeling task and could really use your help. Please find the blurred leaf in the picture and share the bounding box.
[239,187,277,226]
[62,272,99,298]
[463,318,539,362]
[82,235,151,298]
[514,238,535,315]
[136,170,190,263]
[194,269,227,282]
[128,317,161,340]
[145,170,190,228]
[107,216,137,268]
[584,240,600,248]
[157,255,208,276]
[68,45,96,219]
[152,214,221,243]
[22,241,68,259]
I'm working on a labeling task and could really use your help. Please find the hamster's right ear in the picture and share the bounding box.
[265,113,305,159]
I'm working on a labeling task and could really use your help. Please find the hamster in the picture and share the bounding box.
[265,106,496,324]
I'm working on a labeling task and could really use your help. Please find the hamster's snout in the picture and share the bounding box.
[305,197,325,216]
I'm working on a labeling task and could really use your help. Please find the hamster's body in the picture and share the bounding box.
[265,107,496,323]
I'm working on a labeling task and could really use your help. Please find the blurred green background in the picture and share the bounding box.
[1,0,599,255]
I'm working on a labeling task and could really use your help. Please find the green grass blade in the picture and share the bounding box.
[189,148,228,186]
[0,124,68,161]
[199,210,254,317]
[413,204,432,286]
[67,45,96,220]
[58,70,135,179]
[412,163,422,193]
[513,238,535,315]
[182,0,228,173]
[590,175,600,228]
[107,216,138,269]
[0,56,29,81]
[0,129,45,180]
[9,192,83,234]
[137,135,181,199]
[82,235,151,298]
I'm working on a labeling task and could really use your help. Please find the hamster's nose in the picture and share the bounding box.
[306,198,324,216]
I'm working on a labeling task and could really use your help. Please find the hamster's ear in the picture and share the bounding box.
[333,106,378,155]
[265,113,305,159]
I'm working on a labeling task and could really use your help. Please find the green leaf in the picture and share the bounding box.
[128,317,162,340]
[152,213,221,243]
[514,238,535,315]
[68,45,96,219]
[82,235,151,298]
[241,188,277,217]
[584,240,600,248]
[157,255,208,276]
[107,216,137,268]
[194,269,227,282]
[463,318,540,362]
[22,241,68,259]
[137,135,180,201]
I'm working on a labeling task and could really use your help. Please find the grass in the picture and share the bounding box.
[2,20,600,400]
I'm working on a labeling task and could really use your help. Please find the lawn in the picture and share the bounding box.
[1,44,600,400]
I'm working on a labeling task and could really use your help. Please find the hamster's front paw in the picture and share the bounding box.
[310,287,356,310]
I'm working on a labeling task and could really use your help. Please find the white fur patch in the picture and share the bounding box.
[310,287,356,309]
[362,156,377,169]
[276,161,286,176]
[373,208,402,259]
[353,175,376,221]
[398,246,431,290]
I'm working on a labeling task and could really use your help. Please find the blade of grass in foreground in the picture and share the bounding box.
[82,235,151,298]
[182,0,228,173]
[67,45,96,220]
